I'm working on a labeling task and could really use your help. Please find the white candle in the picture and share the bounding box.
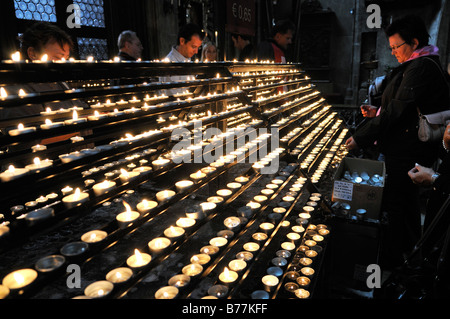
[92,180,116,196]
[164,226,185,240]
[88,111,108,121]
[40,119,64,130]
[182,263,203,277]
[152,158,170,170]
[119,169,140,183]
[64,110,87,125]
[190,170,206,181]
[168,274,191,288]
[81,230,107,244]
[175,180,194,192]
[223,217,241,231]
[8,123,36,136]
[156,190,176,203]
[106,267,133,284]
[155,286,179,299]
[116,202,140,229]
[2,269,38,290]
[126,249,151,268]
[228,259,247,272]
[84,281,114,298]
[210,237,228,248]
[0,165,29,182]
[136,199,158,215]
[148,237,171,253]
[190,254,211,265]
[25,157,53,173]
[262,275,279,291]
[62,188,89,209]
[176,217,196,229]
[294,288,310,299]
[216,189,232,198]
[243,242,260,252]
[219,267,238,285]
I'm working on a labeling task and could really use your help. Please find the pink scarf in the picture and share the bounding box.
[405,45,439,62]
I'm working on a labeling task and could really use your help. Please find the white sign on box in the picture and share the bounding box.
[333,180,353,201]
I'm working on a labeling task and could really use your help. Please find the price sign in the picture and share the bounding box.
[226,0,255,36]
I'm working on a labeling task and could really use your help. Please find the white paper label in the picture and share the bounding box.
[333,180,353,201]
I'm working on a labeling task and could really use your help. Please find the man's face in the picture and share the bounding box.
[125,36,144,60]
[274,30,294,50]
[178,34,203,59]
[28,39,71,61]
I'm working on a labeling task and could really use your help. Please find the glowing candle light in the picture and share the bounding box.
[0,165,29,182]
[106,267,133,284]
[11,51,21,61]
[116,201,140,229]
[0,87,7,99]
[2,269,38,290]
[25,157,53,172]
[8,123,36,136]
[219,267,238,285]
[92,180,116,196]
[126,249,151,269]
[62,188,89,209]
[136,199,158,215]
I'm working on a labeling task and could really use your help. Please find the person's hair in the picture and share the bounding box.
[201,42,217,61]
[19,22,73,60]
[385,15,430,48]
[177,23,205,45]
[271,20,295,38]
[231,33,251,41]
[118,30,138,49]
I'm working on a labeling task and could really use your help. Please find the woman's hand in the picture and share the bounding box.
[345,137,359,150]
[408,164,435,186]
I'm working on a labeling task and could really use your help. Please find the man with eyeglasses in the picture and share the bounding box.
[346,15,450,271]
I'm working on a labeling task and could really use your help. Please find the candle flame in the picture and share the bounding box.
[18,89,26,97]
[74,188,81,201]
[90,233,97,241]
[97,289,105,296]
[33,157,41,165]
[1,87,8,99]
[224,267,230,277]
[18,123,24,130]
[45,119,52,125]
[94,111,100,117]
[11,51,21,61]
[41,54,48,62]
[134,249,143,264]
[123,201,132,214]
[72,110,78,120]
[13,272,25,285]
[8,165,15,173]
[120,169,129,177]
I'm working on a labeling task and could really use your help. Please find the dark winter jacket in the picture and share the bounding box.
[354,55,450,166]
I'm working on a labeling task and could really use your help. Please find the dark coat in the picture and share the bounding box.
[354,55,450,166]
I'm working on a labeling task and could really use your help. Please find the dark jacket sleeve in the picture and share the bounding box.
[435,150,450,194]
[257,41,275,61]
[354,57,449,150]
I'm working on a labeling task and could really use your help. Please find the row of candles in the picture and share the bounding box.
[149,163,305,300]
[0,124,281,298]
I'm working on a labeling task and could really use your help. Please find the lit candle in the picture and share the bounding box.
[254,195,268,203]
[2,269,38,290]
[235,176,249,183]
[136,199,158,215]
[88,111,108,121]
[175,180,194,192]
[116,201,140,229]
[287,232,301,242]
[168,274,190,288]
[182,263,203,277]
[106,267,133,284]
[299,257,313,266]
[190,170,206,181]
[92,180,116,196]
[0,285,9,299]
[8,123,36,136]
[0,165,29,182]
[281,242,296,251]
[190,254,211,265]
[259,222,275,233]
[209,237,228,248]
[64,110,87,125]
[0,87,8,99]
[176,217,196,229]
[300,267,315,278]
[227,182,242,190]
[262,275,279,292]
[119,169,140,183]
[81,230,107,244]
[62,188,90,209]
[304,240,317,247]
[252,232,268,243]
[294,288,310,299]
[126,249,151,269]
[219,267,238,285]
[207,196,224,204]
[216,189,233,199]
[223,216,241,231]
[164,226,185,240]
[236,251,253,262]
[296,276,311,288]
[228,259,247,273]
[11,51,21,61]
[200,245,220,256]
[84,281,114,298]
[40,119,64,130]
[152,158,170,170]
[156,190,176,203]
[243,242,260,252]
[148,237,171,253]
[200,202,216,213]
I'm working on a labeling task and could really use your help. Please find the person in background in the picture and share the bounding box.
[231,33,255,61]
[20,21,73,61]
[345,15,450,269]
[257,20,295,63]
[201,42,218,62]
[160,23,205,96]
[117,30,143,61]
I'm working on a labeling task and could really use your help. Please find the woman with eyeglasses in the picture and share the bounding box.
[345,15,450,270]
